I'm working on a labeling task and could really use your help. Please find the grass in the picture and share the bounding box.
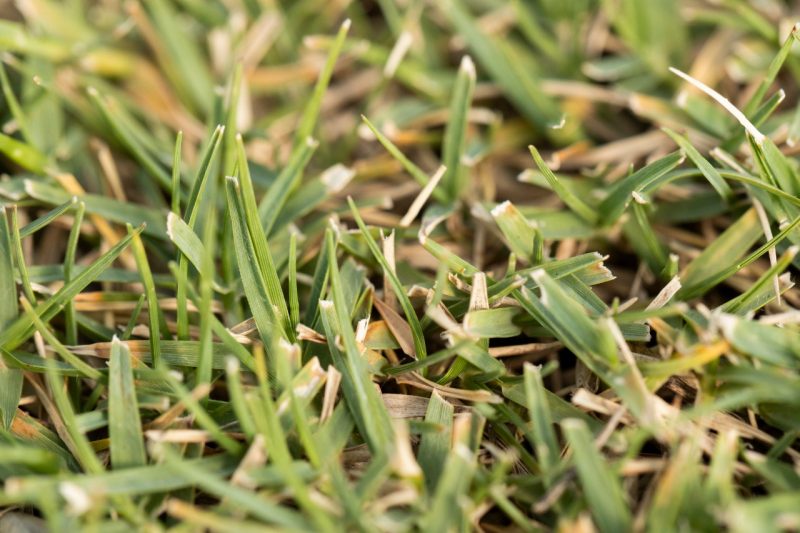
[1,0,800,531]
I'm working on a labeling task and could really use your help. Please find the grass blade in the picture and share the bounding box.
[529,145,598,223]
[598,151,685,225]
[108,337,147,469]
[0,227,140,351]
[442,56,476,202]
[128,224,165,367]
[224,176,283,345]
[0,207,21,429]
[417,390,453,492]
[319,229,394,453]
[523,362,560,483]
[562,418,632,533]
[257,135,318,235]
[663,128,731,199]
[293,19,350,149]
[348,198,427,359]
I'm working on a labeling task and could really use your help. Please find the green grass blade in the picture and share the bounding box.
[19,198,77,239]
[128,224,164,366]
[562,418,632,533]
[257,136,318,234]
[63,201,84,346]
[19,297,101,380]
[742,25,800,116]
[720,245,797,314]
[320,229,394,453]
[170,131,183,216]
[108,336,147,469]
[0,132,48,174]
[24,180,167,238]
[43,358,104,474]
[224,176,282,343]
[154,445,309,530]
[0,227,141,351]
[417,390,454,493]
[158,368,242,455]
[420,414,480,532]
[491,200,538,263]
[0,364,22,431]
[0,207,21,430]
[348,198,427,359]
[167,212,226,293]
[0,207,17,327]
[235,136,292,338]
[623,199,669,276]
[444,0,562,132]
[679,208,761,296]
[361,115,449,203]
[598,151,685,225]
[663,128,731,199]
[515,270,617,373]
[10,207,36,304]
[224,358,256,439]
[288,233,300,331]
[293,19,350,149]
[530,145,598,223]
[523,362,560,482]
[0,62,34,145]
[442,56,476,202]
[141,0,214,114]
[185,125,225,224]
[718,315,800,368]
[87,88,172,191]
[680,212,800,299]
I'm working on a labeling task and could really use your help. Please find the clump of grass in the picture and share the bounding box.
[1,1,800,531]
